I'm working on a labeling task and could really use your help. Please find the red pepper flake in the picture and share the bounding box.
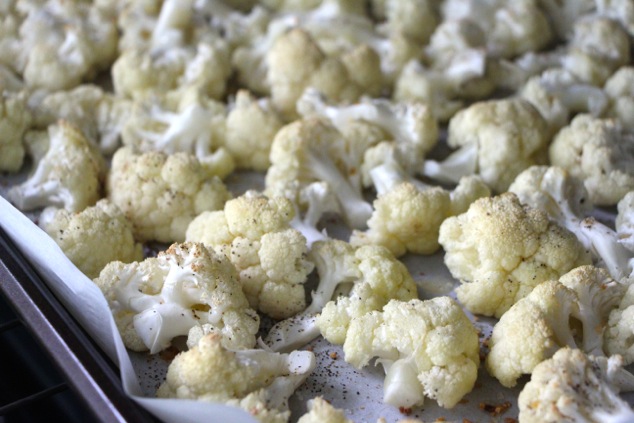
[159,346,180,361]
[504,418,519,423]
[399,407,412,415]
[329,351,338,360]
[479,401,512,416]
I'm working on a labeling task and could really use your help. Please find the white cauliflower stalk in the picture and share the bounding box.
[343,297,480,409]
[486,266,626,387]
[9,121,106,213]
[438,193,591,317]
[95,242,260,353]
[39,200,143,279]
[186,191,314,320]
[518,348,634,423]
[107,147,231,243]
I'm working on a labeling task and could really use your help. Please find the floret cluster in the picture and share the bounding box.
[2,0,634,422]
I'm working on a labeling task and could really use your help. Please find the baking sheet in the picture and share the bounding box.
[0,171,630,423]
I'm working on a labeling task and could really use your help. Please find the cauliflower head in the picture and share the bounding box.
[343,297,480,409]
[9,120,106,213]
[39,200,143,279]
[95,242,259,353]
[605,282,634,364]
[604,66,634,131]
[186,191,314,320]
[0,91,31,173]
[486,266,625,387]
[297,397,352,423]
[549,114,634,206]
[439,193,591,317]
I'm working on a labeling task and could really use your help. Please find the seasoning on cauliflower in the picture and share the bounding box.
[297,397,352,423]
[121,89,235,179]
[518,348,634,423]
[266,28,381,120]
[343,297,480,409]
[0,90,31,173]
[351,159,490,257]
[265,239,417,352]
[9,120,106,213]
[296,88,438,175]
[421,98,550,193]
[39,200,143,279]
[107,147,231,243]
[486,265,625,387]
[509,165,634,280]
[95,242,260,353]
[186,191,314,320]
[265,118,373,229]
[549,114,634,206]
[29,84,132,155]
[156,333,316,422]
[438,193,591,318]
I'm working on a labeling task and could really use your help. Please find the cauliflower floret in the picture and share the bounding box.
[0,91,31,173]
[421,98,550,193]
[157,332,315,421]
[9,121,106,213]
[343,297,480,409]
[95,242,259,353]
[297,88,438,175]
[30,84,132,155]
[265,118,373,229]
[39,200,143,279]
[537,0,596,40]
[518,348,634,423]
[378,0,439,45]
[438,193,591,317]
[224,90,284,171]
[107,147,231,243]
[563,17,630,86]
[186,191,314,320]
[597,0,634,38]
[616,191,634,253]
[297,397,352,423]
[351,161,491,257]
[16,0,118,90]
[549,114,634,206]
[265,239,417,352]
[121,89,234,178]
[486,266,625,387]
[266,28,381,120]
[605,282,634,364]
[604,66,634,131]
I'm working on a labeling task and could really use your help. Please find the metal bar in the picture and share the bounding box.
[0,227,157,423]
[0,383,68,415]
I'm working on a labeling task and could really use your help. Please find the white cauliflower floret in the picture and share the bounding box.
[186,191,314,320]
[95,242,259,353]
[439,193,591,317]
[351,160,490,257]
[9,121,105,213]
[265,239,417,352]
[107,147,231,243]
[549,114,634,206]
[121,89,234,179]
[421,98,550,193]
[297,88,438,175]
[518,348,634,423]
[486,266,625,387]
[265,119,373,229]
[39,200,143,279]
[225,90,284,171]
[156,333,316,421]
[509,165,634,280]
[604,66,634,131]
[297,397,352,423]
[597,0,634,38]
[537,0,596,40]
[605,282,634,364]
[616,191,634,253]
[563,16,630,86]
[520,68,608,136]
[343,297,480,409]
[378,0,439,45]
[266,28,382,120]
[29,84,132,155]
[0,91,31,173]
[16,0,118,90]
